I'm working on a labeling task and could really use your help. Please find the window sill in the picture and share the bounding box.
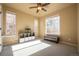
[1,35,17,37]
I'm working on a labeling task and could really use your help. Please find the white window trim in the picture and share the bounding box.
[6,11,16,15]
[34,18,38,37]
[6,11,16,36]
[45,15,60,35]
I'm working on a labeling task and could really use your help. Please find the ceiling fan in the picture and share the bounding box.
[29,3,50,13]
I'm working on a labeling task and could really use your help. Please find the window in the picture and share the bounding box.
[34,18,38,36]
[45,16,60,35]
[6,11,16,35]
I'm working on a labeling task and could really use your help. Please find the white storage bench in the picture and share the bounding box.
[19,32,35,43]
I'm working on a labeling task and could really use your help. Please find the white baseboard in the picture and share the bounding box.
[60,41,77,47]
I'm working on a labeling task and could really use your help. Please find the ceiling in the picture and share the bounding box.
[4,3,75,17]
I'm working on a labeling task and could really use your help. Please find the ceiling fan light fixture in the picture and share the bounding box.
[29,3,50,13]
[37,7,42,10]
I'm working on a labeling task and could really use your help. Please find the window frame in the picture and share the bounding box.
[45,15,60,35]
[34,18,38,36]
[6,11,16,36]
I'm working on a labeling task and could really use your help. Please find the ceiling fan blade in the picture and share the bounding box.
[37,3,41,6]
[29,6,37,9]
[42,3,50,6]
[42,8,47,12]
[36,9,39,13]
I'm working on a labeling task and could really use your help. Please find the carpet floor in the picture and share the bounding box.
[0,39,79,56]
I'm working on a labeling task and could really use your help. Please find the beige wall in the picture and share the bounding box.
[1,4,78,46]
[2,5,37,45]
[39,5,77,45]
[77,4,79,52]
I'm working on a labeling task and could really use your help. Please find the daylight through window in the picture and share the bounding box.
[45,16,60,35]
[6,11,16,35]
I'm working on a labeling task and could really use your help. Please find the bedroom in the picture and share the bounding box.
[0,3,79,56]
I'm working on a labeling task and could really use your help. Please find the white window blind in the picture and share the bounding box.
[6,11,16,35]
[34,18,38,36]
[45,16,60,35]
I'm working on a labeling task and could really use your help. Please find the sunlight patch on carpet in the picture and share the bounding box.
[11,40,51,56]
